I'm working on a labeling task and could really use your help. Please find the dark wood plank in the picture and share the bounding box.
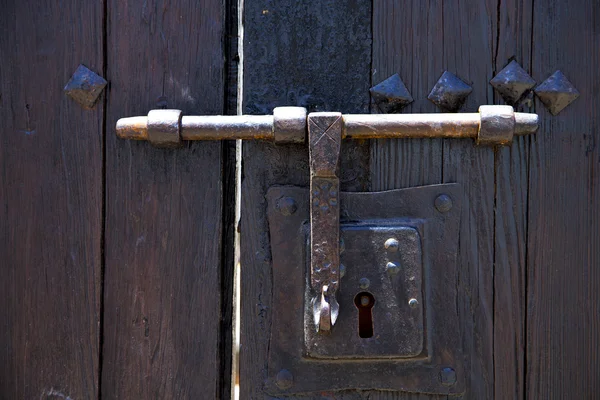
[440,2,497,398]
[493,1,533,399]
[102,0,226,398]
[371,0,444,191]
[239,1,371,398]
[372,1,499,399]
[527,1,600,398]
[0,1,103,398]
[370,4,444,399]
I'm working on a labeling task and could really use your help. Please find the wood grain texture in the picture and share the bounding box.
[370,5,443,398]
[527,1,600,398]
[492,1,533,399]
[440,2,497,399]
[0,1,103,399]
[102,0,226,398]
[371,0,444,191]
[373,1,498,399]
[239,1,371,398]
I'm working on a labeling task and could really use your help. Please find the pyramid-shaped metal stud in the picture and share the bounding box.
[370,73,413,113]
[534,70,580,115]
[64,64,108,109]
[490,60,536,105]
[428,71,472,112]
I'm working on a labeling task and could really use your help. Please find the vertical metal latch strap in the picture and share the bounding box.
[308,112,342,333]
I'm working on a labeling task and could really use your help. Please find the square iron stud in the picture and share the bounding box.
[370,74,413,113]
[428,71,473,112]
[64,64,107,109]
[490,60,536,105]
[534,70,580,115]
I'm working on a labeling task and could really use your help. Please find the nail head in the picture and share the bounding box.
[435,194,453,213]
[276,369,294,390]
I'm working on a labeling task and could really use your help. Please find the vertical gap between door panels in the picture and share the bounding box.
[228,0,244,396]
[524,1,536,398]
[98,0,108,398]
[219,0,242,394]
[492,2,501,398]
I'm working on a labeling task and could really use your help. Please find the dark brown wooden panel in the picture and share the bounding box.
[102,0,226,398]
[493,1,533,399]
[439,2,496,398]
[371,0,444,191]
[370,4,444,399]
[0,1,103,398]
[527,1,600,398]
[239,1,371,398]
[373,1,500,399]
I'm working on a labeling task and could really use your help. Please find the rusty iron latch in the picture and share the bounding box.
[116,106,538,334]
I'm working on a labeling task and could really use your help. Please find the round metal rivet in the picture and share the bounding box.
[384,238,400,252]
[408,298,419,308]
[359,277,370,289]
[276,196,297,216]
[386,261,400,275]
[435,194,453,213]
[439,367,457,386]
[276,369,294,390]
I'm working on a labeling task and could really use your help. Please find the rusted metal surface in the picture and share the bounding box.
[305,224,425,359]
[534,70,580,115]
[308,112,342,333]
[183,115,274,140]
[490,60,536,105]
[369,73,414,113]
[63,64,107,109]
[477,105,515,145]
[117,114,275,141]
[427,71,473,112]
[147,109,183,148]
[342,110,538,141]
[273,106,307,143]
[265,183,464,395]
[117,105,538,146]
[117,106,306,142]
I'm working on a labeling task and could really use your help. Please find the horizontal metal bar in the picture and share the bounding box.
[117,115,274,141]
[342,112,538,139]
[115,106,538,146]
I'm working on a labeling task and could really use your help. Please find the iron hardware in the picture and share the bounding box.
[116,105,538,334]
[117,106,538,145]
[265,184,464,394]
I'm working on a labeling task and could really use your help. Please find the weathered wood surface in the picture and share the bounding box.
[370,4,444,400]
[527,1,600,398]
[493,1,533,399]
[372,1,497,399]
[240,1,371,398]
[102,0,227,398]
[0,1,103,399]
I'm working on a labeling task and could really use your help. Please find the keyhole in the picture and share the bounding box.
[354,292,375,338]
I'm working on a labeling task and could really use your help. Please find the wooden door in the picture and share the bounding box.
[0,0,236,398]
[1,0,598,399]
[239,1,600,399]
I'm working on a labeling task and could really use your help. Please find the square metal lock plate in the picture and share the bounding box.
[265,183,464,395]
[305,223,425,359]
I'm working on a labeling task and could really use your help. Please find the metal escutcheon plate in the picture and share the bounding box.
[265,183,465,395]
